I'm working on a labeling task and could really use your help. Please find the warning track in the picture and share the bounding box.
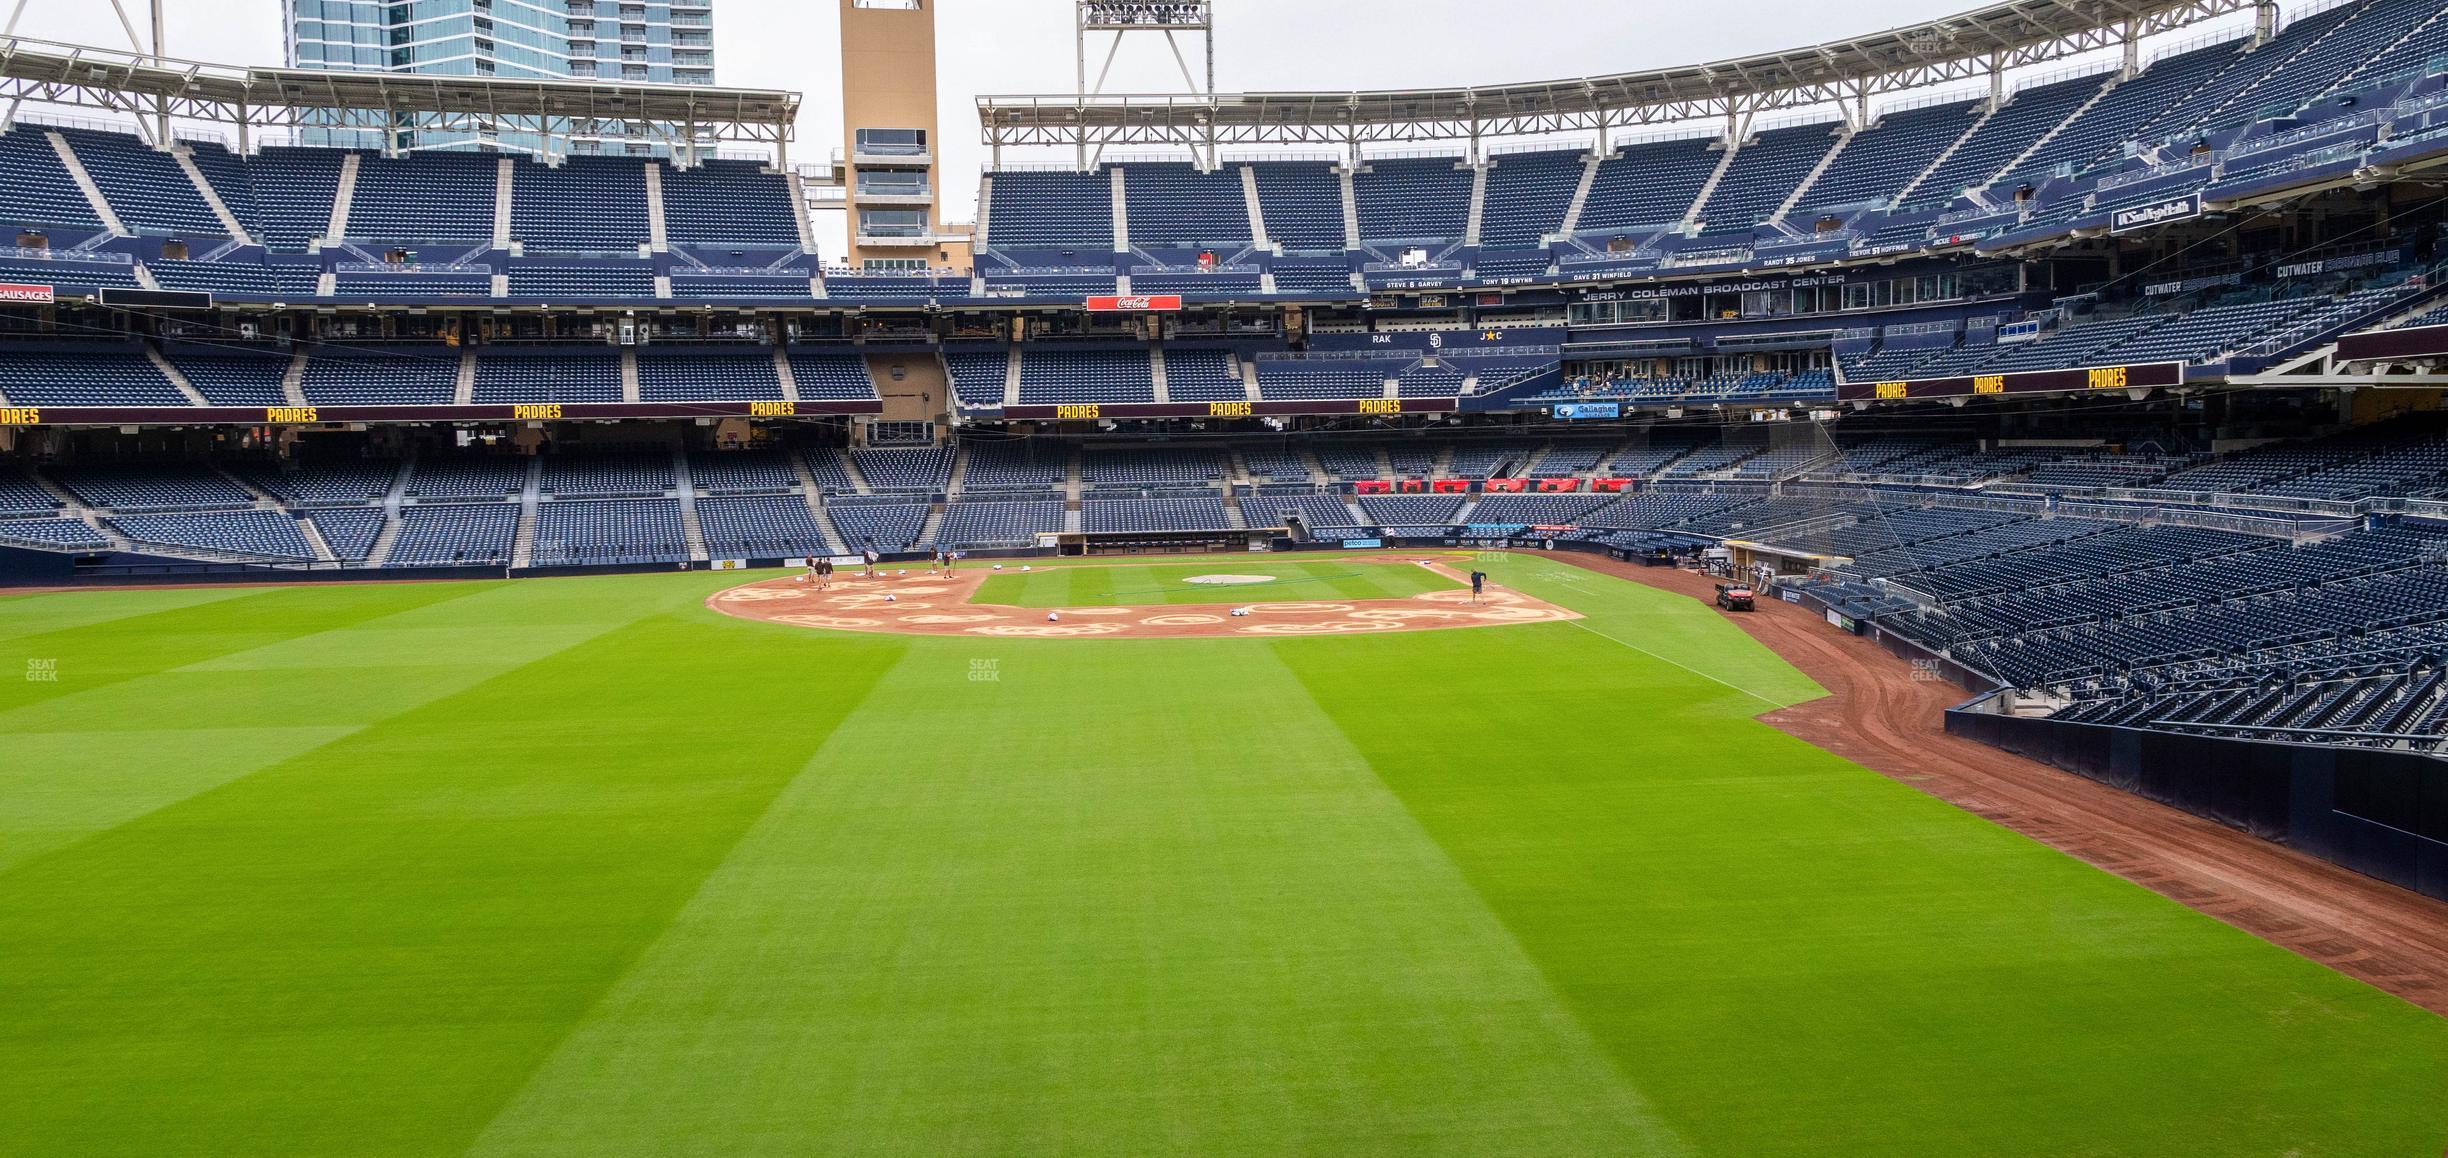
[1558,552,2448,1018]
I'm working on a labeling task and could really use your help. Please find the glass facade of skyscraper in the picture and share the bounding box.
[284,0,716,155]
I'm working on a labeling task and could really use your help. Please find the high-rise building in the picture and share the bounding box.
[284,0,718,155]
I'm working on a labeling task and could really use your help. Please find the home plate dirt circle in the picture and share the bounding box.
[708,557,1581,640]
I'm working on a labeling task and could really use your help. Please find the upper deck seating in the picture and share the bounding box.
[1480,149,1586,249]
[511,157,649,253]
[1122,163,1252,248]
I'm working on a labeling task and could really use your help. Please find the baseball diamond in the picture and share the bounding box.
[5,0,2448,1152]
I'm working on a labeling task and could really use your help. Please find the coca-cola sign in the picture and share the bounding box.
[1083,294,1183,312]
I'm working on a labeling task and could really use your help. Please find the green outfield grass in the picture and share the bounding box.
[972,556,1463,606]
[1,553,2443,1156]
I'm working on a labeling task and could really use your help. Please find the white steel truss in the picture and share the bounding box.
[0,34,799,159]
[983,0,2268,165]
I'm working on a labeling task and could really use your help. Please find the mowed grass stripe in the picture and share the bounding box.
[472,636,1686,1157]
[1474,552,1824,708]
[0,580,489,713]
[0,580,683,873]
[0,585,262,644]
[974,558,1461,607]
[1277,580,2448,1155]
[0,580,906,1156]
[0,726,358,875]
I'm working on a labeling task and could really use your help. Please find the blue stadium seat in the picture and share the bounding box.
[512,157,649,253]
[638,347,782,401]
[345,151,498,246]
[246,147,348,251]
[299,345,459,405]
[936,499,1064,548]
[473,348,622,404]
[662,160,801,247]
[1249,162,1346,252]
[1578,136,1719,235]
[1016,347,1155,404]
[531,498,687,564]
[827,498,931,552]
[387,503,517,567]
[1122,163,1252,248]
[1080,496,1231,533]
[56,128,225,238]
[1353,157,1473,246]
[109,509,314,559]
[697,494,830,557]
[1479,149,1584,249]
[984,170,1115,251]
[0,346,187,407]
[0,128,105,233]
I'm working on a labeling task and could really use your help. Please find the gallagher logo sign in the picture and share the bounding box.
[2109,194,2202,235]
[1084,294,1183,312]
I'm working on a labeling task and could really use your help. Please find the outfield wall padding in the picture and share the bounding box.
[1946,696,2448,903]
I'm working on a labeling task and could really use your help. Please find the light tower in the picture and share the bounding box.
[1,0,172,145]
[1073,1,1215,168]
[1077,1,1214,97]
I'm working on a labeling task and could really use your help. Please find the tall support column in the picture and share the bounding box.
[150,0,168,145]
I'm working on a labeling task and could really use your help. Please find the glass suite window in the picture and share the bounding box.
[859,209,929,237]
[858,171,930,196]
[855,129,927,156]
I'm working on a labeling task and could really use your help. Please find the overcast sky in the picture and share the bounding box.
[12,0,2257,251]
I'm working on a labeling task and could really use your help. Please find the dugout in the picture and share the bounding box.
[1057,527,1283,556]
[1721,539,1848,579]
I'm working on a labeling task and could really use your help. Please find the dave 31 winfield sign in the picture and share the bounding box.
[0,283,55,304]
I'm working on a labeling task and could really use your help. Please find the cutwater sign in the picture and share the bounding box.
[2109,193,2202,234]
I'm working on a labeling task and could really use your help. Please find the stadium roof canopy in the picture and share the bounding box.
[979,0,2266,160]
[0,35,800,156]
